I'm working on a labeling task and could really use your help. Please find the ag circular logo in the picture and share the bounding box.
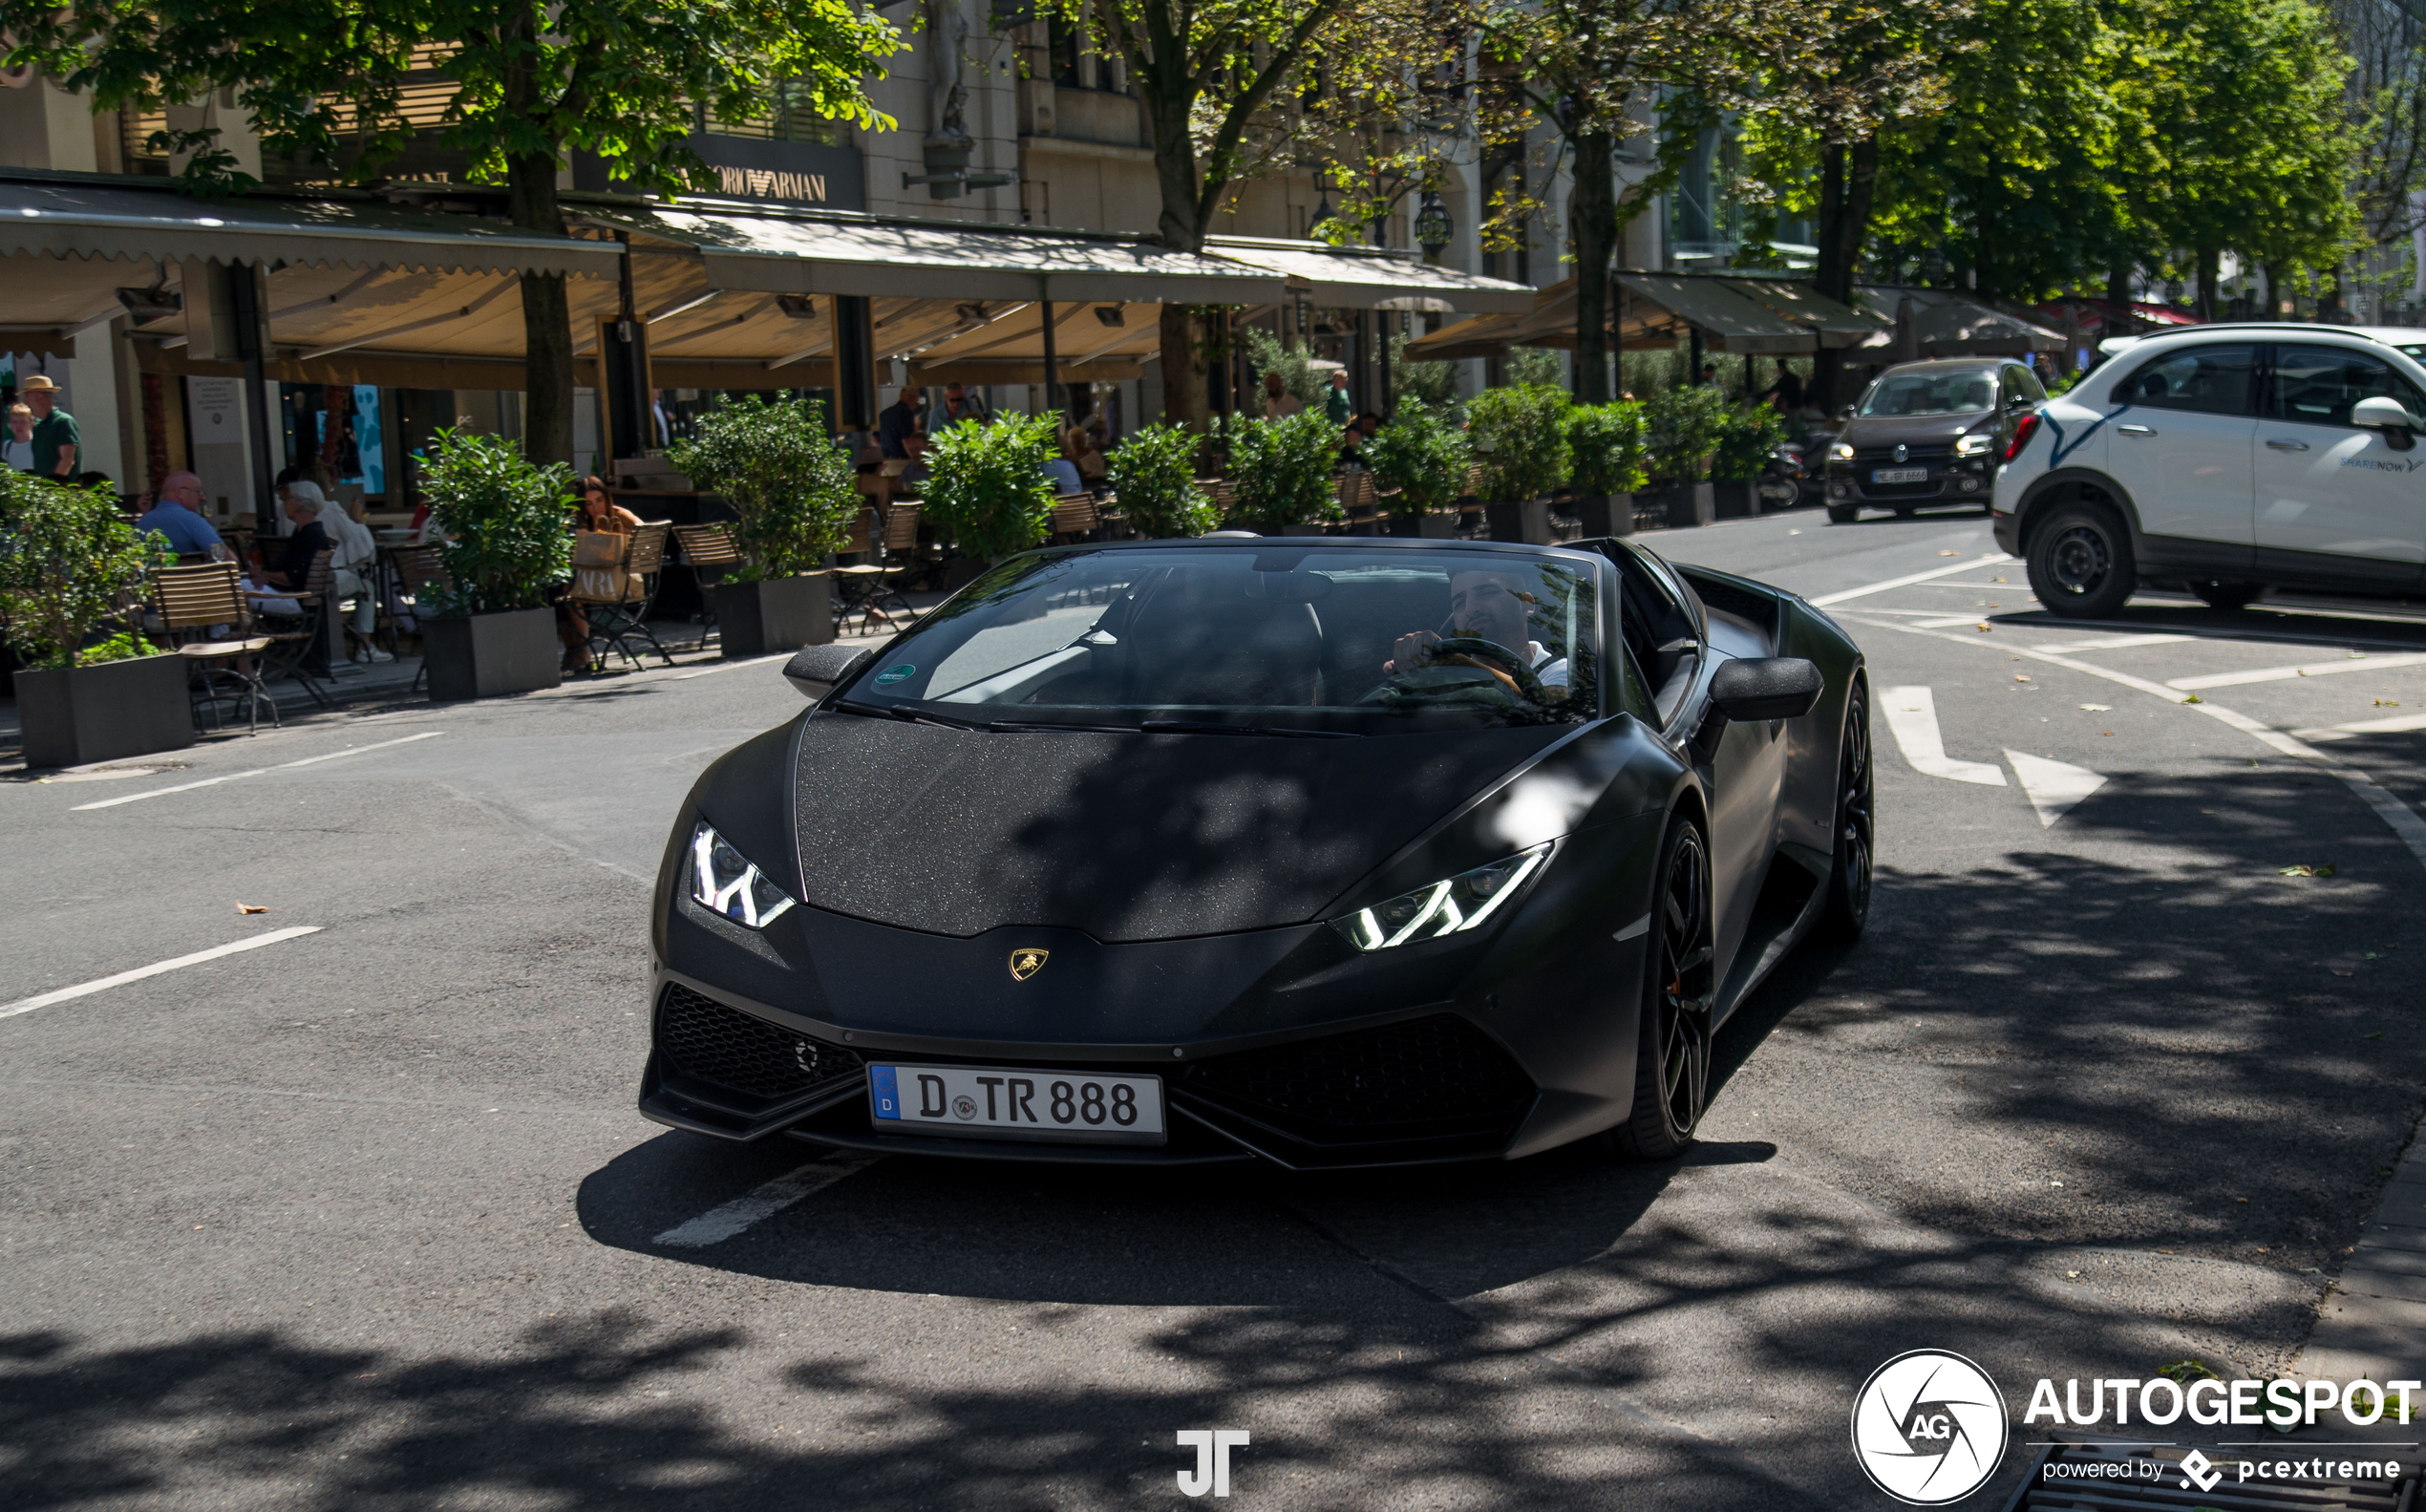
[1850,1350,2008,1505]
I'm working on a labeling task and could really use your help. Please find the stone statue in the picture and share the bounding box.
[926,0,971,150]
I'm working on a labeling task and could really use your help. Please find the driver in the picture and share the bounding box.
[1385,569,1569,694]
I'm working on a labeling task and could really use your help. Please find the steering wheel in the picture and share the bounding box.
[1422,636,1549,704]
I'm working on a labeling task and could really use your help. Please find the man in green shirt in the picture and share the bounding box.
[1324,369,1353,426]
[21,375,77,479]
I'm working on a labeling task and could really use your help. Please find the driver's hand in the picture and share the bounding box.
[1385,629,1440,675]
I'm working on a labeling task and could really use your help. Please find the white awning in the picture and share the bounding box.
[589,202,1288,305]
[0,173,622,277]
[1203,236,1536,313]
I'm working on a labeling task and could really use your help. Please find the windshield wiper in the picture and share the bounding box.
[1137,720,1360,739]
[833,698,989,732]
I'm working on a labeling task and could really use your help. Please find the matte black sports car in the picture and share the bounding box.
[641,536,1871,1168]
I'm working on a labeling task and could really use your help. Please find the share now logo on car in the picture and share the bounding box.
[1850,1351,2011,1505]
[1175,1429,1249,1498]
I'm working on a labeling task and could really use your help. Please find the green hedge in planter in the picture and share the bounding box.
[1466,383,1571,502]
[416,430,574,617]
[1566,401,1649,496]
[0,470,165,669]
[921,412,1059,560]
[1360,398,1470,520]
[1105,423,1217,538]
[1219,410,1340,532]
[1642,385,1732,486]
[1712,403,1791,482]
[667,394,861,580]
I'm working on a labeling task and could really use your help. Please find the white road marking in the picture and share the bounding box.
[2005,751,2108,827]
[0,926,323,1020]
[652,1155,882,1246]
[2030,634,2196,652]
[1912,615,1990,629]
[672,652,793,680]
[1807,554,2007,607]
[74,732,445,810]
[1612,914,1650,943]
[1845,614,2426,870]
[1881,687,2008,785]
[2293,713,2426,741]
[2168,652,2426,691]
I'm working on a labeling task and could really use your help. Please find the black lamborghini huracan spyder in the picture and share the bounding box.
[640,535,1870,1168]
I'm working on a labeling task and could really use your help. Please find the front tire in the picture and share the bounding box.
[1814,675,1873,944]
[1607,818,1716,1161]
[2190,580,2263,611]
[2026,500,2138,619]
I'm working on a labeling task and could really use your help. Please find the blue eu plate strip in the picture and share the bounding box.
[870,1064,900,1120]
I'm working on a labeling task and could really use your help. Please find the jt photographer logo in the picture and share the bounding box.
[1176,1429,1248,1498]
[1851,1351,2011,1504]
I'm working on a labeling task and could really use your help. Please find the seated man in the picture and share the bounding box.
[1385,568,1569,695]
[137,470,224,558]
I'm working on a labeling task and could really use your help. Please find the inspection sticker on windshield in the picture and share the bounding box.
[868,1062,1167,1145]
[872,664,915,686]
[1871,467,1929,484]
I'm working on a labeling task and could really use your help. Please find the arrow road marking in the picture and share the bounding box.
[2004,751,2108,827]
[1882,687,2008,785]
[652,1155,882,1247]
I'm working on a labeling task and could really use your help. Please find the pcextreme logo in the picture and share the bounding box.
[1850,1351,2011,1505]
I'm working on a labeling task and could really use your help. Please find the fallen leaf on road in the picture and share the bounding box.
[2279,862,2336,878]
[1975,623,1991,631]
[1939,549,1961,556]
[2080,703,2111,711]
[237,903,269,914]
[2182,692,2203,703]
[2376,699,2400,707]
[2102,731,2114,736]
[2014,674,2032,682]
[1993,576,2009,583]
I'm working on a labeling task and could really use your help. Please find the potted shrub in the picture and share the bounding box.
[1358,398,1470,537]
[1565,401,1648,537]
[1104,423,1218,538]
[0,472,186,766]
[1466,383,1571,543]
[1711,403,1791,519]
[1641,385,1732,528]
[416,429,575,700]
[669,394,861,655]
[921,411,1060,583]
[1219,410,1341,534]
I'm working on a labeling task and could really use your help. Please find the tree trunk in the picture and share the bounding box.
[500,0,573,471]
[1811,138,1878,413]
[2195,246,2221,323]
[1570,129,1616,404]
[2106,259,2135,334]
[1146,92,1207,431]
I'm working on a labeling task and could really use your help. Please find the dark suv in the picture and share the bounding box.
[1825,359,2049,522]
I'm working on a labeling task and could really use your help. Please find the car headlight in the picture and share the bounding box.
[1332,843,1552,951]
[688,821,798,927]
[1954,432,1992,456]
[1829,441,1855,462]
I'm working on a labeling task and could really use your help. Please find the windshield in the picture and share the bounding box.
[837,545,1602,733]
[1859,371,1995,416]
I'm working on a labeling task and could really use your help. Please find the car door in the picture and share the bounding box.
[2097,342,2258,568]
[2253,342,2426,594]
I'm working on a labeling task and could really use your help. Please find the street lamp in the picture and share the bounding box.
[1415,191,1454,266]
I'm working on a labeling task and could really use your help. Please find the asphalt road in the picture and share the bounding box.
[5,509,2424,1510]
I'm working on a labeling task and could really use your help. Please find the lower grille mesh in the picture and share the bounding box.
[1184,1013,1534,1136]
[654,983,862,1103]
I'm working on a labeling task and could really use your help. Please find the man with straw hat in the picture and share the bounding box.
[18,373,76,479]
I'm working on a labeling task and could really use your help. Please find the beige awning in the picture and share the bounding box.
[1202,237,1536,314]
[1614,274,1813,354]
[586,202,1288,305]
[1853,286,2064,356]
[1717,278,1889,350]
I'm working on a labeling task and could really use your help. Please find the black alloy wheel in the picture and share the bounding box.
[2190,580,2264,611]
[1607,820,1716,1161]
[2026,500,2138,619]
[1816,675,1873,943]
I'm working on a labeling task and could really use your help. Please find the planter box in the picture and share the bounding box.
[938,558,990,594]
[1279,522,1329,537]
[1642,481,1715,529]
[1485,499,1554,544]
[1386,513,1458,538]
[14,652,195,769]
[1712,479,1759,520]
[423,607,563,701]
[1572,494,1634,538]
[713,573,834,657]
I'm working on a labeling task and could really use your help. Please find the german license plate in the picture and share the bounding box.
[867,1062,1166,1145]
[1871,466,1928,484]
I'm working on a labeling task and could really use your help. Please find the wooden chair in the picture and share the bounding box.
[831,504,920,636]
[571,522,676,671]
[252,546,336,710]
[1049,493,1101,542]
[155,563,277,736]
[670,522,743,647]
[391,543,453,695]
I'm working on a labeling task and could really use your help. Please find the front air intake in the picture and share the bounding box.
[653,983,862,1109]
[1182,1012,1535,1146]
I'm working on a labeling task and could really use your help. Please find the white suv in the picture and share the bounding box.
[1991,324,2426,617]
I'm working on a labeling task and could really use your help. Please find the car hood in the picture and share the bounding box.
[1841,414,1989,448]
[790,713,1567,942]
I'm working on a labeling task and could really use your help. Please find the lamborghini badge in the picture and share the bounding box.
[1008,948,1050,982]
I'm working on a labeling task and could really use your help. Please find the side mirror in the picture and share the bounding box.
[2352,395,2419,451]
[1709,656,1823,723]
[784,644,874,701]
